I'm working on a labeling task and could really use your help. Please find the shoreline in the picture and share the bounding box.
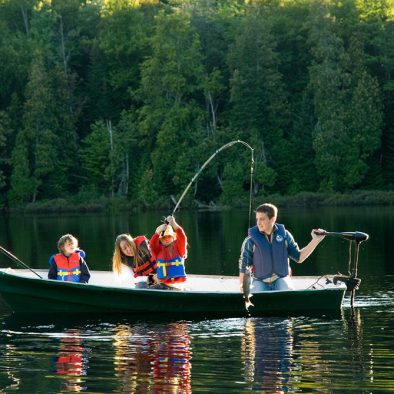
[2,190,394,215]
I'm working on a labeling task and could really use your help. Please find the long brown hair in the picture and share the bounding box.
[112,234,144,274]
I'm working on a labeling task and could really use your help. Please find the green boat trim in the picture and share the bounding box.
[0,268,346,317]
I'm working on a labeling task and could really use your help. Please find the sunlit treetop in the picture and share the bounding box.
[32,0,103,12]
[35,0,50,11]
[354,0,394,20]
[101,0,160,14]
[32,0,161,14]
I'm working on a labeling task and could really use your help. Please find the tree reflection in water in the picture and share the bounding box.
[113,321,192,393]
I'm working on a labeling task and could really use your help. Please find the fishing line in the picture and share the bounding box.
[171,140,255,228]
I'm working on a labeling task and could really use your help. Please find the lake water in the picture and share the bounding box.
[0,207,393,392]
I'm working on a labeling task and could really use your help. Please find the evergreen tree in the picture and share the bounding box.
[356,0,394,187]
[344,35,383,188]
[226,3,290,195]
[80,119,121,196]
[308,2,383,191]
[307,2,351,191]
[270,0,318,193]
[8,137,38,204]
[46,64,79,195]
[96,0,156,119]
[0,16,31,111]
[187,0,232,135]
[0,111,10,194]
[137,10,206,197]
[9,52,58,202]
[115,109,145,197]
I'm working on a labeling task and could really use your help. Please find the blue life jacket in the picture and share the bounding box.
[249,224,289,280]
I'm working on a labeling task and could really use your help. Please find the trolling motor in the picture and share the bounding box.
[314,230,369,307]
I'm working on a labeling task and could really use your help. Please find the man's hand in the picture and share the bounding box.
[312,228,326,240]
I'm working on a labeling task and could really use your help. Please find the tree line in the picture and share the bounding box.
[1,0,393,210]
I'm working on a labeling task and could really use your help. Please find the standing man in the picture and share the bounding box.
[239,203,326,292]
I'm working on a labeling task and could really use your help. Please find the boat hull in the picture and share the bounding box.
[0,269,346,317]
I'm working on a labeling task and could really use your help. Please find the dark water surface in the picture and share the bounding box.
[0,208,393,393]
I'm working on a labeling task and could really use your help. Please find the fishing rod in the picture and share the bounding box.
[171,140,255,228]
[314,230,369,307]
[0,245,43,279]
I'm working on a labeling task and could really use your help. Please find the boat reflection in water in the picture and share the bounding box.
[240,309,369,393]
[0,307,373,392]
[113,321,192,393]
[52,329,90,392]
[242,318,294,393]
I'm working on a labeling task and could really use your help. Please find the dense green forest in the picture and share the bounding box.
[1,0,394,211]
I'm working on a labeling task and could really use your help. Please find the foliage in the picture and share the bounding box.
[0,111,10,193]
[0,0,393,210]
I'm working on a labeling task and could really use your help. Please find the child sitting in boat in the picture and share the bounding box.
[149,215,187,290]
[112,234,158,288]
[48,234,91,283]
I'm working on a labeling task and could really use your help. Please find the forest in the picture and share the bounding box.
[1,0,394,211]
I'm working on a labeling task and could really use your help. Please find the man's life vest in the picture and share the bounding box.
[249,224,290,280]
[53,253,81,282]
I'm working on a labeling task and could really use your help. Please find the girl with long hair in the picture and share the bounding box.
[112,234,158,288]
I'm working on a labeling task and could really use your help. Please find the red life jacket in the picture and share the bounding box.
[130,236,157,277]
[53,253,81,282]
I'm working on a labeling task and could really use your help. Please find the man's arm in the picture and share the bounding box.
[298,229,326,263]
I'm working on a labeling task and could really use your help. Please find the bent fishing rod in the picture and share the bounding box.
[0,245,43,279]
[171,140,255,227]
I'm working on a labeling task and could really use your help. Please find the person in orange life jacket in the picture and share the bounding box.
[149,215,187,290]
[112,233,158,288]
[48,234,91,283]
[239,203,326,292]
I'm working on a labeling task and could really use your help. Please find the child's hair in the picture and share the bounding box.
[57,234,78,253]
[113,234,144,275]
